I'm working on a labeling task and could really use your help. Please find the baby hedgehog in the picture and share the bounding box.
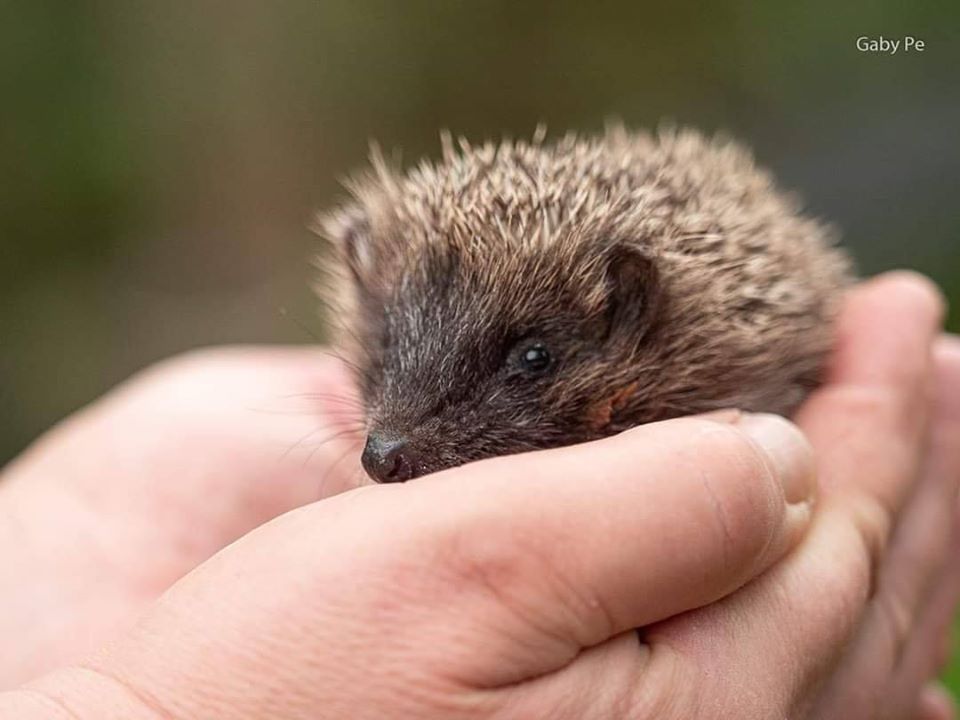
[316,127,852,483]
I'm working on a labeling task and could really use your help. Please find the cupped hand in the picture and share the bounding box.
[7,404,817,719]
[0,347,366,686]
[643,273,960,719]
[0,272,957,720]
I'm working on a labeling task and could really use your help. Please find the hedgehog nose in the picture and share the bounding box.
[361,433,420,483]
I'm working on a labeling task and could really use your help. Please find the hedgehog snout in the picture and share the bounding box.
[361,432,426,483]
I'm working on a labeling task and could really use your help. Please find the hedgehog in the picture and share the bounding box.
[315,126,853,483]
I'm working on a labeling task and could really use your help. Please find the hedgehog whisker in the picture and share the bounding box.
[277,391,366,412]
[282,424,365,462]
[317,445,365,498]
[310,431,363,476]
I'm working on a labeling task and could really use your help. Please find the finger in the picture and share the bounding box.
[793,273,942,594]
[877,336,960,671]
[886,501,960,718]
[392,411,815,687]
[645,506,877,716]
[797,272,944,507]
[805,333,960,718]
[645,275,943,717]
[913,684,956,720]
[825,334,960,716]
[827,271,945,391]
[887,536,960,719]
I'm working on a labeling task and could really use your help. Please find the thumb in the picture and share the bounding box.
[380,411,817,689]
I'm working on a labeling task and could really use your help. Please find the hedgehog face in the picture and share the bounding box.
[336,233,662,483]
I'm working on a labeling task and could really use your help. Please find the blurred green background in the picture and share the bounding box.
[2,0,959,694]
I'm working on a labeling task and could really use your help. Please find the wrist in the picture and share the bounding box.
[0,666,161,720]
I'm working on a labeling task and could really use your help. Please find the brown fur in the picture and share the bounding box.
[314,126,853,480]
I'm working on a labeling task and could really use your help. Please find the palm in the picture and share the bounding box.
[0,347,365,686]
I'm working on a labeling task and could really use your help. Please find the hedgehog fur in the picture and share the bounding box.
[315,126,853,481]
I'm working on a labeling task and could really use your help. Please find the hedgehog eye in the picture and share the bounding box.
[518,343,551,374]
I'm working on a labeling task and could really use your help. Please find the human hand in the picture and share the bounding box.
[0,347,367,686]
[0,273,956,719]
[4,399,816,718]
[645,273,960,719]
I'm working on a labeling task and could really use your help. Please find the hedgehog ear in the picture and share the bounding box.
[321,209,377,286]
[602,244,661,341]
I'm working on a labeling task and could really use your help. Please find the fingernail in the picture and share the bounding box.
[736,413,815,505]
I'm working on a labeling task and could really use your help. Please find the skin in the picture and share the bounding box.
[0,272,956,718]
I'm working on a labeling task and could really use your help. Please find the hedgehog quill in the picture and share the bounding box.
[316,127,852,483]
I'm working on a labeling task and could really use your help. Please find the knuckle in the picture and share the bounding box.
[806,512,879,643]
[826,385,921,505]
[432,510,609,643]
[872,588,915,663]
[433,513,546,609]
[625,643,702,720]
[850,495,893,599]
[883,384,929,447]
[837,384,911,435]
[67,662,174,720]
[440,518,530,594]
